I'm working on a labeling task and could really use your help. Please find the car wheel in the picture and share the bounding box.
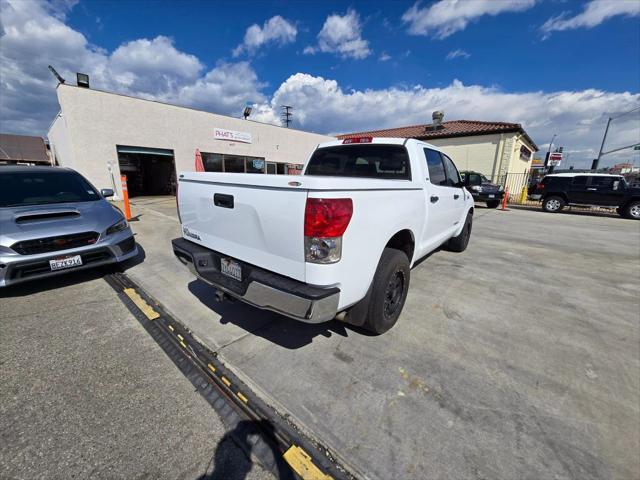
[362,248,410,335]
[624,201,640,220]
[486,200,500,208]
[445,211,473,253]
[543,196,565,213]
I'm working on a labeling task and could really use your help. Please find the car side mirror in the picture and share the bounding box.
[101,188,114,198]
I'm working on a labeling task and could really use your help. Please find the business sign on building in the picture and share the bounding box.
[214,128,252,144]
[548,152,562,167]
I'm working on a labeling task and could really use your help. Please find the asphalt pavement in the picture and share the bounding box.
[0,269,274,480]
[125,197,640,480]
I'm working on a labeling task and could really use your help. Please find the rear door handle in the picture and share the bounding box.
[587,188,597,191]
[214,193,234,208]
[430,195,439,203]
[454,194,460,199]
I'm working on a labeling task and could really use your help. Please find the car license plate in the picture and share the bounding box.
[220,257,242,281]
[488,194,495,198]
[49,255,83,271]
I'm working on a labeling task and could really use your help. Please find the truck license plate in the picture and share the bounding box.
[50,255,83,271]
[220,257,242,281]
[488,194,495,198]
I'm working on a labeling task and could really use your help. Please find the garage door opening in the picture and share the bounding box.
[117,145,176,197]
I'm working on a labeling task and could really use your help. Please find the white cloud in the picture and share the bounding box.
[0,0,265,134]
[446,49,470,60]
[402,0,536,39]
[305,9,371,59]
[541,0,640,38]
[254,74,639,168]
[232,15,297,57]
[379,52,392,62]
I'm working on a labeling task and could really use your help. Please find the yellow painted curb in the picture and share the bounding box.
[283,445,333,480]
[123,288,160,320]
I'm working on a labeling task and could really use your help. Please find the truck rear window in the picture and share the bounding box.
[305,145,411,180]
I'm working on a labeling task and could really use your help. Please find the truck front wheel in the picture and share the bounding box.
[362,248,410,335]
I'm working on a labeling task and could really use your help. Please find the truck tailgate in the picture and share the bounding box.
[178,172,308,282]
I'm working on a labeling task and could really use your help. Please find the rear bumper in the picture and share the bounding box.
[172,237,340,323]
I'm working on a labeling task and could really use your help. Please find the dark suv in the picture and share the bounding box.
[532,173,640,219]
[459,171,504,208]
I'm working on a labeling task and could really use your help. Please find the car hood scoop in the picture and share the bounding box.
[14,208,81,224]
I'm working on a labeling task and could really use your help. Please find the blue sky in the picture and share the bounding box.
[1,0,639,168]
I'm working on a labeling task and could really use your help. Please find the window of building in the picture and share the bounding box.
[520,145,532,162]
[200,153,266,173]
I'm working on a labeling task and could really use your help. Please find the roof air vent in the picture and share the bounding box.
[431,111,444,130]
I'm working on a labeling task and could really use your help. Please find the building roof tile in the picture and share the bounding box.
[337,120,538,151]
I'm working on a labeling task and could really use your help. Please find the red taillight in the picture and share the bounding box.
[304,198,353,237]
[536,183,544,190]
[342,136,372,144]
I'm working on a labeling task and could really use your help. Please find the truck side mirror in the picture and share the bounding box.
[101,188,114,198]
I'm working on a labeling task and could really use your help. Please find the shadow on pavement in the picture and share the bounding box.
[508,204,621,219]
[198,419,295,480]
[0,243,146,297]
[187,278,369,349]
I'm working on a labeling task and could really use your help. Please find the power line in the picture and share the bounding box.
[281,105,293,128]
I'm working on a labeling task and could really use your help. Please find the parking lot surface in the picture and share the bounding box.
[0,270,273,480]
[126,197,640,480]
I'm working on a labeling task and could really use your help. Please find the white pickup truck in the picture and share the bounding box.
[172,137,474,334]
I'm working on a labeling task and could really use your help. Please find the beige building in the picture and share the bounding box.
[48,84,333,198]
[338,117,539,181]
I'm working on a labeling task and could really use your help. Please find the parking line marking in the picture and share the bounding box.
[179,340,187,349]
[207,363,216,373]
[177,333,184,341]
[168,325,174,331]
[123,288,160,320]
[283,445,333,480]
[221,376,231,387]
[237,392,248,403]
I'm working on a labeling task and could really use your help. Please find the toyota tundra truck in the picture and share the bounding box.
[172,138,474,334]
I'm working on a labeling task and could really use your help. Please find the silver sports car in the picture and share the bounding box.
[0,166,138,287]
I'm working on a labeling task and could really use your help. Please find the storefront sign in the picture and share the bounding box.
[214,128,252,144]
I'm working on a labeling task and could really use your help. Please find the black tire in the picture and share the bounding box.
[486,200,500,209]
[445,211,473,253]
[542,196,565,213]
[362,248,410,335]
[623,200,640,220]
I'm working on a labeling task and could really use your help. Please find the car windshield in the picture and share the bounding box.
[0,170,100,207]
[305,144,411,180]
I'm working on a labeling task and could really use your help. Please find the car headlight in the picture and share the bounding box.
[498,185,504,192]
[106,218,128,235]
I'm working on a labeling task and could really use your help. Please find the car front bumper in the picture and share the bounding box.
[172,237,340,323]
[471,191,504,202]
[0,230,138,288]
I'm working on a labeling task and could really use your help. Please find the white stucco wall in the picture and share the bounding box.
[48,113,76,169]
[48,85,334,197]
[428,134,502,177]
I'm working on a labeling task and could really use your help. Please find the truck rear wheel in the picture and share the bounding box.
[362,248,410,335]
[444,211,472,253]
[623,200,640,220]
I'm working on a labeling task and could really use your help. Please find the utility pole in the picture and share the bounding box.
[281,105,293,128]
[593,117,612,171]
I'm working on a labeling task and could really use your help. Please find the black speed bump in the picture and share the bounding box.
[104,272,356,480]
